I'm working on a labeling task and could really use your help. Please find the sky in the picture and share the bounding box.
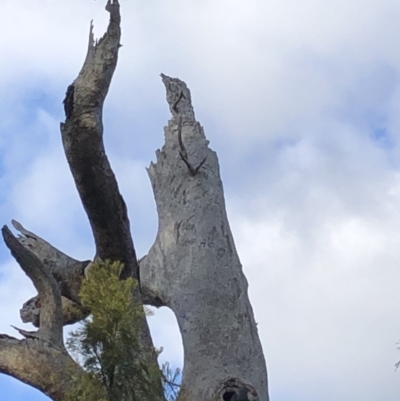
[0,0,400,400]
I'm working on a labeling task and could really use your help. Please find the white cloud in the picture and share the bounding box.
[228,169,400,399]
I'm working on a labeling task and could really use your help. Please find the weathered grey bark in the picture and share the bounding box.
[0,334,81,400]
[0,1,269,401]
[140,75,269,401]
[12,219,90,327]
[0,226,84,401]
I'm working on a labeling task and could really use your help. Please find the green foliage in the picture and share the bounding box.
[66,260,163,401]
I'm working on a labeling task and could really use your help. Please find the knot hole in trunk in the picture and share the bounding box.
[218,378,259,401]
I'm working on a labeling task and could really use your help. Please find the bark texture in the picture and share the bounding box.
[0,2,162,400]
[59,0,162,398]
[12,219,90,327]
[0,226,83,401]
[0,1,269,401]
[60,0,137,281]
[140,75,269,401]
[0,334,81,401]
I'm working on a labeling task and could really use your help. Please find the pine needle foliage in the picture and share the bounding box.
[66,260,162,401]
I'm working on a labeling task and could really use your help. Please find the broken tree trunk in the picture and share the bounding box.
[0,1,269,401]
[140,75,269,401]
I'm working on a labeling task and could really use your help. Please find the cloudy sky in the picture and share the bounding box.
[1,0,400,400]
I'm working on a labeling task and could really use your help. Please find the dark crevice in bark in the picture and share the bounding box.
[63,84,75,120]
[218,378,259,401]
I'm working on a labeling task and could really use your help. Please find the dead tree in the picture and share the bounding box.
[0,1,269,401]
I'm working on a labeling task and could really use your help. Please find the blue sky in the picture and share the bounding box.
[1,0,400,400]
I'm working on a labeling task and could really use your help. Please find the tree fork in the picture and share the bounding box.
[0,1,269,401]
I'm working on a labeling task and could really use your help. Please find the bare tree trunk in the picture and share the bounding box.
[0,1,269,401]
[141,75,269,401]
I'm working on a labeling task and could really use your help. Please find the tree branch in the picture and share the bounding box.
[12,219,89,291]
[57,3,164,399]
[11,220,165,330]
[0,335,82,401]
[60,0,138,282]
[138,254,166,307]
[11,219,90,327]
[0,226,84,400]
[2,226,63,347]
